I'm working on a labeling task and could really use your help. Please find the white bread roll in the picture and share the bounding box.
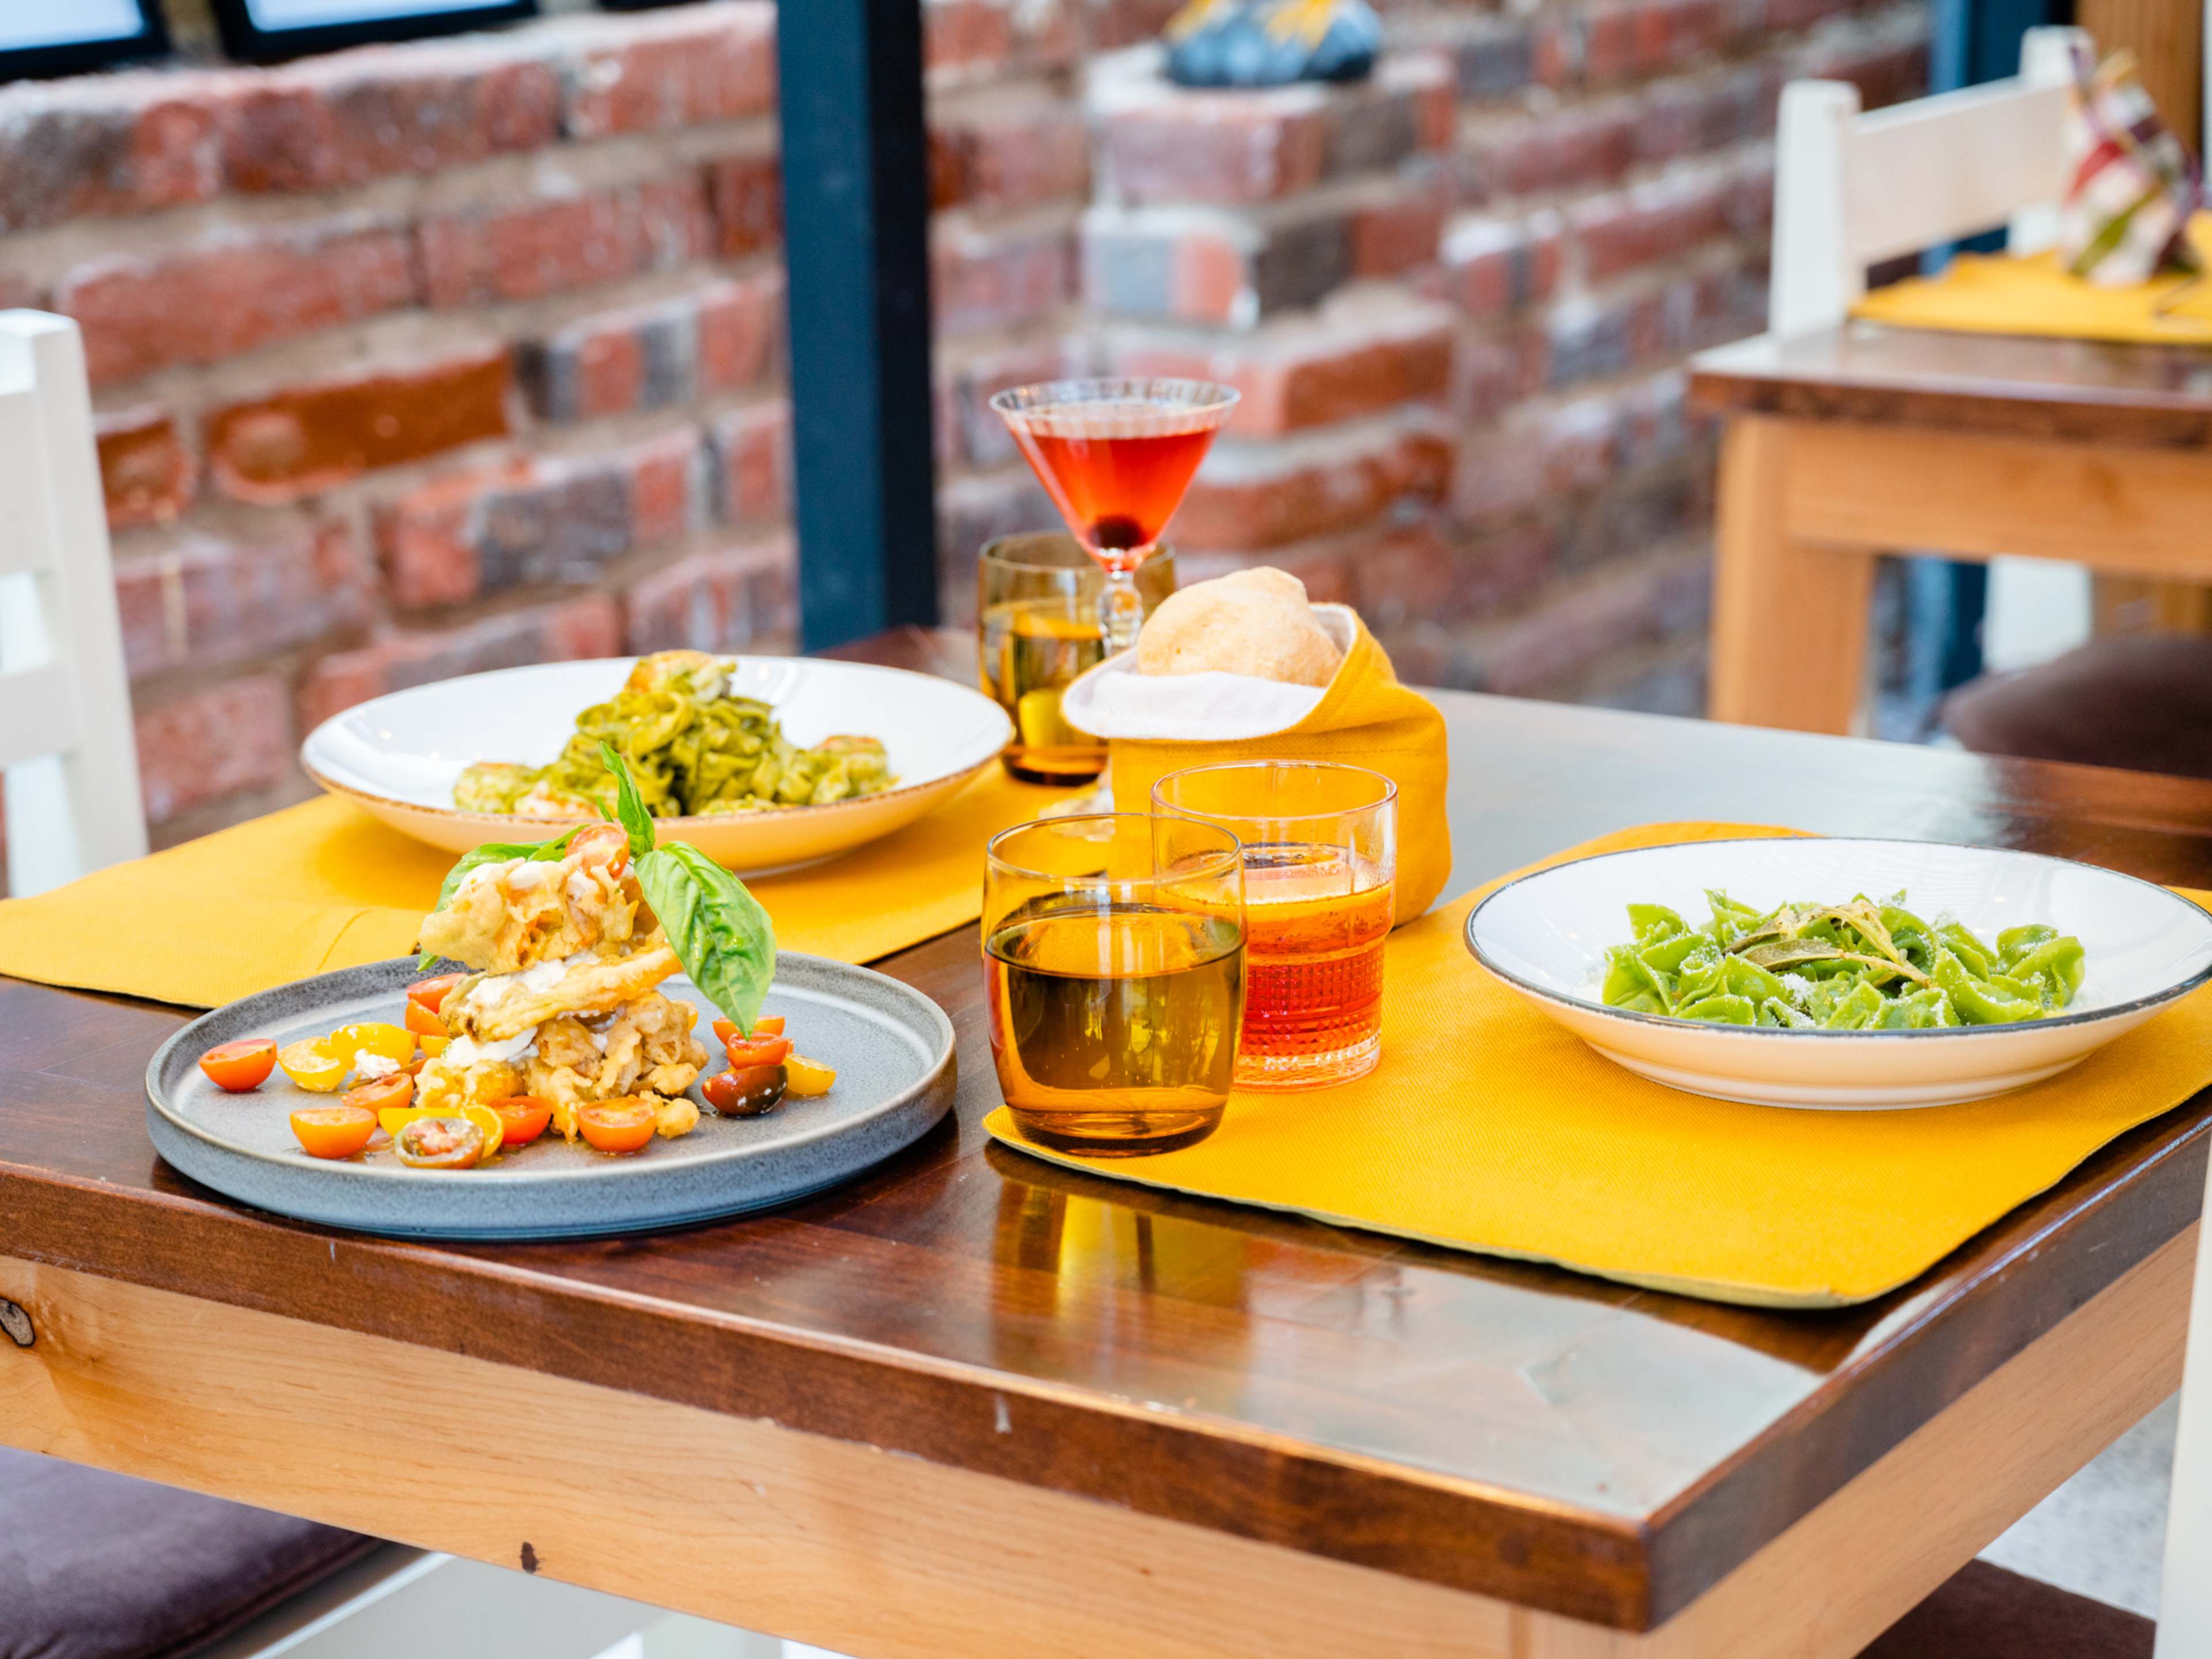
[1134,567,1344,687]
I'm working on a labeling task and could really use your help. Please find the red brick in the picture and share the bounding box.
[1351,179,1449,278]
[298,594,624,729]
[941,339,1069,467]
[704,150,782,257]
[136,674,294,825]
[706,401,790,523]
[1109,299,1457,435]
[696,270,783,391]
[547,1,777,139]
[221,44,560,194]
[925,0,1018,77]
[1444,213,1563,319]
[0,76,225,232]
[58,221,418,388]
[1098,93,1332,206]
[1472,544,1711,697]
[934,216,1075,335]
[204,347,511,504]
[1452,394,1623,527]
[113,522,368,680]
[624,533,797,655]
[1172,416,1452,552]
[1457,103,1638,202]
[95,407,194,531]
[418,175,711,308]
[931,93,1089,213]
[375,427,701,609]
[1569,169,1734,283]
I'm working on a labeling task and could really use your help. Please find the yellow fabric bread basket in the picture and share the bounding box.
[1062,605,1452,923]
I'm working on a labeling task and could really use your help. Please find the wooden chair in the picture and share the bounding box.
[0,310,147,897]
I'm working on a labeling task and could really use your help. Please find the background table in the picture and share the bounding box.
[1690,323,2212,734]
[2,628,2207,1658]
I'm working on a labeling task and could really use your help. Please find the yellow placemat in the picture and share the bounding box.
[0,768,1075,1009]
[1852,214,2212,344]
[987,821,2212,1308]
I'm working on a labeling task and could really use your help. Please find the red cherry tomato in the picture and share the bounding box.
[489,1095,554,1149]
[578,1101,655,1154]
[403,999,446,1038]
[703,1064,786,1118]
[200,1039,278,1093]
[570,823,631,878]
[342,1074,415,1116]
[406,974,465,1016]
[724,1034,792,1069]
[711,1016,783,1047]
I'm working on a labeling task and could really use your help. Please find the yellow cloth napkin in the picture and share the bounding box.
[0,768,1075,1009]
[987,821,2212,1307]
[1851,214,2212,344]
[1103,611,1452,925]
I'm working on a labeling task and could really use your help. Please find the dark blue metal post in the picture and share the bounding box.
[777,0,941,650]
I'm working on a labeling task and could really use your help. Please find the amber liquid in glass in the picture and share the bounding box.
[1237,847,1392,1088]
[979,601,1108,784]
[985,904,1244,1154]
[1011,416,1218,571]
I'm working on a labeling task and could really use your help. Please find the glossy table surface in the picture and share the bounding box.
[1690,321,2212,446]
[4,626,2209,1632]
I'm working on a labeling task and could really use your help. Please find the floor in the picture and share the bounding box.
[1979,1392,2178,1619]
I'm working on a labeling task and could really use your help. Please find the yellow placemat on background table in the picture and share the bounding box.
[987,821,2212,1308]
[1852,214,2212,345]
[0,768,1075,1010]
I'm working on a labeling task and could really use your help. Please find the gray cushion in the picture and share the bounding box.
[0,1446,376,1659]
[1858,1560,2154,1658]
[1943,635,2212,780]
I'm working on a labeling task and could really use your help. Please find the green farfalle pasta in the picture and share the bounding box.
[1599,890,2085,1030]
[454,650,895,820]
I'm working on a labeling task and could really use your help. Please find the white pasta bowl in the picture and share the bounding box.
[302,657,1013,876]
[1464,837,2212,1109]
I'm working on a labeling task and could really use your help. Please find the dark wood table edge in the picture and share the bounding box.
[4,950,2206,1632]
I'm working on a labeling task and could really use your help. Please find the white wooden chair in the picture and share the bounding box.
[1769,26,2093,675]
[0,310,146,897]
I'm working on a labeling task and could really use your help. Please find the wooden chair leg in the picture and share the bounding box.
[1707,416,1877,735]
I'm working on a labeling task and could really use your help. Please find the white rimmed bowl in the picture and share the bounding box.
[302,657,1013,876]
[1464,837,2212,1109]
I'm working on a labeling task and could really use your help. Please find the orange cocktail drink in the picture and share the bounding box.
[1153,762,1398,1090]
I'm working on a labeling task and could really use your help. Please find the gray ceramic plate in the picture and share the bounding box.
[145,953,956,1241]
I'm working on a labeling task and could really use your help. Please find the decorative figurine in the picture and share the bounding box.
[1163,0,1383,88]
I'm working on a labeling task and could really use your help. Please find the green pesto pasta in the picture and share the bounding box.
[1600,891,2086,1030]
[454,651,894,820]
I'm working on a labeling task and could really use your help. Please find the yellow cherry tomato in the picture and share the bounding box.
[783,1053,838,1097]
[417,1034,450,1058]
[376,1102,503,1168]
[276,1038,346,1093]
[326,1022,416,1076]
[459,1104,506,1163]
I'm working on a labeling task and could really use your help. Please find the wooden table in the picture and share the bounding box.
[1690,323,2212,734]
[5,627,2208,1659]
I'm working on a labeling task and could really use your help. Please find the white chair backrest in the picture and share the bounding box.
[0,311,146,897]
[1769,25,2085,336]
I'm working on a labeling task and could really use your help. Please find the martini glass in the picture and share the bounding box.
[990,378,1239,659]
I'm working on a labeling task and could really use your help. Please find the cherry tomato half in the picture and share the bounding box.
[489,1095,554,1149]
[578,1101,656,1154]
[711,1015,784,1047]
[200,1038,277,1093]
[703,1063,786,1118]
[343,1073,414,1116]
[396,1116,487,1170]
[403,999,447,1039]
[290,1104,377,1160]
[406,974,465,1016]
[724,1034,792,1070]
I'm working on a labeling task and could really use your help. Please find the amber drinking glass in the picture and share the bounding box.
[984,814,1247,1155]
[978,532,1177,785]
[1152,762,1396,1090]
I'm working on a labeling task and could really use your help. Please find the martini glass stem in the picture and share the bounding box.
[1100,563,1146,657]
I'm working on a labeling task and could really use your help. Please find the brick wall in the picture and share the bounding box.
[0,0,1926,850]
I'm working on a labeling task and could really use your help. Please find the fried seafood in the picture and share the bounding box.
[446,943,684,1043]
[417,830,639,974]
[526,992,710,1142]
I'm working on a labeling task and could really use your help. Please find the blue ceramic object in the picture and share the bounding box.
[1164,0,1382,87]
[145,953,956,1241]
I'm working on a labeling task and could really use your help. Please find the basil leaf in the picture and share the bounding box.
[636,842,775,1033]
[529,826,582,862]
[599,740,658,859]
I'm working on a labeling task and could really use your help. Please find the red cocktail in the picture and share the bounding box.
[991,379,1238,655]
